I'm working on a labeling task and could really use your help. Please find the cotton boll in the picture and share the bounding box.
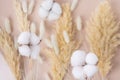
[83,65,98,78]
[72,66,86,80]
[30,33,40,45]
[51,2,62,15]
[47,11,60,21]
[17,32,30,44]
[30,45,40,59]
[71,50,86,66]
[85,52,98,65]
[41,0,53,11]
[18,45,31,57]
[38,7,49,19]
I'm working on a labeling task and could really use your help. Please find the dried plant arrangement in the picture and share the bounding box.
[86,0,120,78]
[45,4,81,80]
[13,0,43,80]
[0,26,21,80]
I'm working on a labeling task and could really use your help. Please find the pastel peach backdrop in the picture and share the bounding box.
[0,0,120,80]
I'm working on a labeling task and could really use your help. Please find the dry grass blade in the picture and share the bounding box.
[0,28,21,80]
[13,0,29,32]
[46,4,81,80]
[86,0,120,77]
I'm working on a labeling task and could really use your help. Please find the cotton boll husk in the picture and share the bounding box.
[75,16,82,31]
[47,11,60,21]
[39,20,45,40]
[71,0,78,11]
[51,2,62,15]
[21,0,28,13]
[39,7,49,19]
[30,45,40,59]
[72,66,86,80]
[28,0,34,15]
[18,45,31,57]
[85,52,98,65]
[41,0,53,11]
[83,65,98,78]
[30,33,40,45]
[4,18,11,34]
[30,22,36,33]
[63,31,70,43]
[17,32,30,44]
[51,34,59,55]
[71,50,86,66]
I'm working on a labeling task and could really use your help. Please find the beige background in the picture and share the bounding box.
[0,0,120,80]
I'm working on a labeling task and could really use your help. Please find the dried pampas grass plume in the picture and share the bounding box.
[86,0,120,77]
[13,0,29,31]
[0,28,21,80]
[46,4,81,80]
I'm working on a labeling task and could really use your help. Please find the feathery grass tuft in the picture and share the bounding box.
[86,0,120,77]
[46,4,81,80]
[13,0,29,32]
[0,28,21,80]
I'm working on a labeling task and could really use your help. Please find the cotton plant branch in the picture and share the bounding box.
[46,4,81,80]
[86,0,120,78]
[0,27,21,80]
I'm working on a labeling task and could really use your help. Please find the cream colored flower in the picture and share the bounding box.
[17,32,41,59]
[71,50,86,66]
[85,52,98,65]
[71,50,99,79]
[72,66,86,80]
[38,0,62,21]
[83,65,98,78]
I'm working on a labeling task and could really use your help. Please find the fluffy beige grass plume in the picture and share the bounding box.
[0,28,21,80]
[86,0,120,78]
[46,4,81,80]
[13,0,29,32]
